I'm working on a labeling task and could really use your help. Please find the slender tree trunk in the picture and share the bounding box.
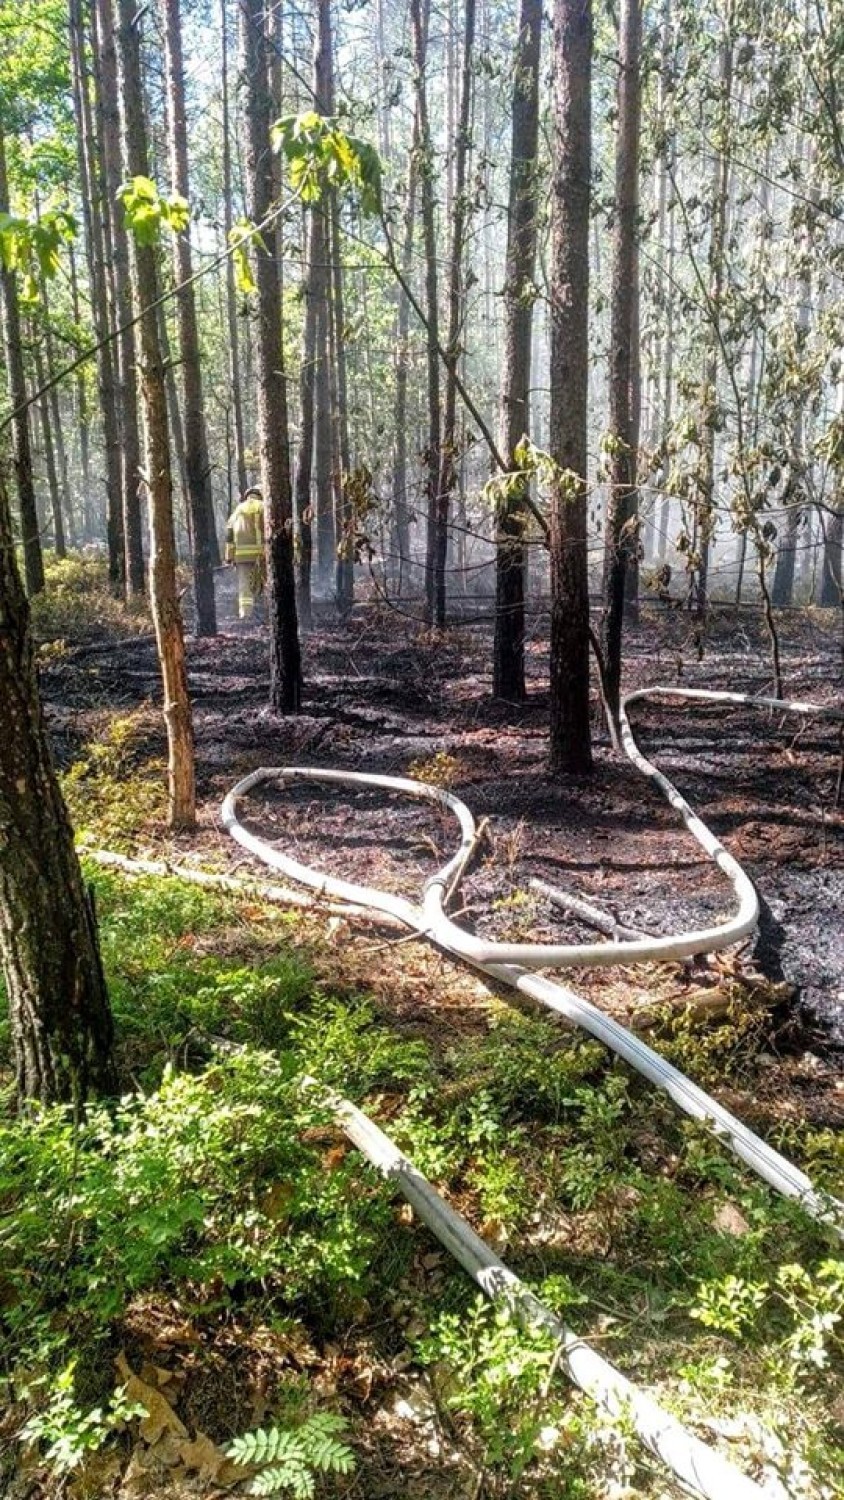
[410,0,442,626]
[314,293,333,585]
[158,302,190,551]
[819,379,843,606]
[0,125,44,595]
[117,0,196,829]
[163,0,220,635]
[331,199,354,615]
[493,0,541,702]
[222,0,248,498]
[600,0,641,731]
[241,0,302,711]
[772,159,813,608]
[694,33,732,613]
[37,275,76,550]
[393,110,419,586]
[83,0,125,584]
[32,337,67,558]
[314,0,335,589]
[654,43,676,564]
[819,504,843,606]
[549,0,593,774]
[435,0,476,628]
[0,473,115,1106]
[293,200,320,627]
[96,0,144,593]
[69,0,123,592]
[69,245,93,543]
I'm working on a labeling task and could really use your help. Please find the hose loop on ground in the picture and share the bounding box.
[222,685,843,1500]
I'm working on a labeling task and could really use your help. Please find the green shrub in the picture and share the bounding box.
[0,1053,390,1380]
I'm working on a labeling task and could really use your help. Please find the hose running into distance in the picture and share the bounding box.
[221,686,843,1500]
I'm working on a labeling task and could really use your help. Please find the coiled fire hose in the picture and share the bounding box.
[222,687,843,1500]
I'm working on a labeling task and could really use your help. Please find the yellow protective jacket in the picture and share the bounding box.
[225,496,265,563]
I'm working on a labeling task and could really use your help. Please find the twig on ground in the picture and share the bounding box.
[529,877,651,942]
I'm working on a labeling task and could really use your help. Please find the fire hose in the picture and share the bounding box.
[221,686,843,1499]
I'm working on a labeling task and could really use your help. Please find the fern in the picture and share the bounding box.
[251,1460,314,1499]
[227,1412,355,1497]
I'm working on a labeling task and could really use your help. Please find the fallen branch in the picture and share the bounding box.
[530,878,651,943]
[443,816,490,909]
[630,979,794,1032]
[83,848,406,929]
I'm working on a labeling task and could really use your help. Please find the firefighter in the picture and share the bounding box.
[225,488,266,619]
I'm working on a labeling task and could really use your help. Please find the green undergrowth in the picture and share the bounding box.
[30,554,150,645]
[1,869,842,1497]
[61,712,168,849]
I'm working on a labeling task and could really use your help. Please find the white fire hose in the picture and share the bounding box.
[221,686,843,1499]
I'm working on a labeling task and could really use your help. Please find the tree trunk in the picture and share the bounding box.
[694,34,732,614]
[393,110,419,588]
[314,0,336,591]
[117,0,196,829]
[36,270,76,550]
[163,0,220,635]
[157,304,191,556]
[240,0,302,712]
[600,0,641,730]
[221,0,248,499]
[314,292,334,586]
[331,199,354,615]
[292,202,314,624]
[0,474,115,1106]
[654,18,676,565]
[493,0,541,702]
[548,0,593,775]
[32,336,67,558]
[410,0,442,626]
[293,200,320,628]
[0,124,44,596]
[95,0,145,594]
[819,504,843,606]
[434,0,476,629]
[69,0,124,593]
[69,245,94,543]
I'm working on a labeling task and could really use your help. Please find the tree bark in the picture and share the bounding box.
[331,199,354,615]
[434,0,476,629]
[314,282,334,586]
[493,0,541,702]
[313,0,335,591]
[392,109,419,587]
[35,268,75,550]
[410,0,442,626]
[69,244,94,543]
[0,123,44,595]
[0,473,115,1106]
[163,0,220,635]
[293,201,321,627]
[548,0,593,774]
[240,0,302,711]
[95,0,145,594]
[69,0,124,593]
[116,0,196,829]
[600,0,641,730]
[819,504,843,606]
[221,0,248,500]
[694,33,732,613]
[32,335,67,558]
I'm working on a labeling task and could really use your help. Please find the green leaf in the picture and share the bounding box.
[119,177,191,246]
[272,111,382,216]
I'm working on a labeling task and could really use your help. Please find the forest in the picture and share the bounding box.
[1,0,843,1496]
